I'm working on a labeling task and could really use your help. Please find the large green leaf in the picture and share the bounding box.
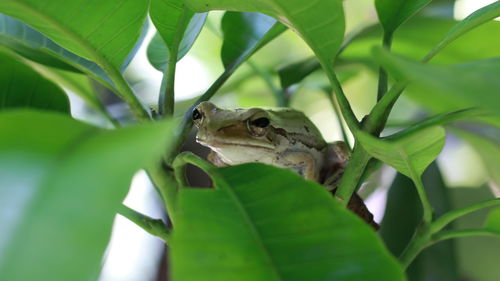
[375,0,432,34]
[276,56,320,89]
[0,51,69,113]
[424,1,500,61]
[148,0,207,71]
[0,110,174,281]
[0,0,148,70]
[184,0,345,68]
[375,48,500,122]
[171,163,406,281]
[357,126,445,178]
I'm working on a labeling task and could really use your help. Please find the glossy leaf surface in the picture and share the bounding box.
[0,0,148,69]
[0,111,175,281]
[171,163,406,281]
[0,52,69,113]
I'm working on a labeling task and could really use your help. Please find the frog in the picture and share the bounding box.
[192,101,378,229]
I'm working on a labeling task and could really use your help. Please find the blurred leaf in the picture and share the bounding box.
[0,0,148,69]
[171,163,406,281]
[149,0,207,71]
[484,208,500,234]
[375,0,432,34]
[342,17,500,65]
[425,1,500,61]
[0,51,69,113]
[0,110,175,281]
[221,12,285,69]
[381,163,459,281]
[454,129,500,187]
[357,126,445,178]
[184,0,345,68]
[374,48,500,122]
[277,56,321,89]
[0,14,111,84]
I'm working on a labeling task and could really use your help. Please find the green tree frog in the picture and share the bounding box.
[192,101,378,229]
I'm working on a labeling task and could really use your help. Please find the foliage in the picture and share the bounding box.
[0,0,499,281]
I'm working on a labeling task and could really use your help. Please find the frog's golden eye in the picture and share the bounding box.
[247,117,270,136]
[251,117,270,128]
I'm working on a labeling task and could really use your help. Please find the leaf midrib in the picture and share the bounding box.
[214,171,284,281]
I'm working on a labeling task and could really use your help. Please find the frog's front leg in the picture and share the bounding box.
[321,141,350,189]
[278,151,321,182]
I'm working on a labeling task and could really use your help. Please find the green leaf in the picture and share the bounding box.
[374,48,500,123]
[0,0,148,69]
[148,0,207,71]
[375,0,432,34]
[424,1,500,61]
[357,126,445,178]
[184,0,345,68]
[221,12,282,69]
[0,51,69,113]
[484,208,500,234]
[0,110,175,281]
[342,17,500,65]
[277,56,320,89]
[453,129,500,187]
[171,163,406,281]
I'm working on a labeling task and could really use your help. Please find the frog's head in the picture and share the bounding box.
[192,102,326,165]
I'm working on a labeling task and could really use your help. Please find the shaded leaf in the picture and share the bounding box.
[221,12,284,69]
[382,163,459,281]
[374,48,500,122]
[277,56,320,89]
[375,0,432,34]
[148,0,207,71]
[357,126,445,178]
[184,0,345,68]
[0,51,69,113]
[172,163,406,281]
[425,1,500,61]
[0,110,175,281]
[0,0,148,69]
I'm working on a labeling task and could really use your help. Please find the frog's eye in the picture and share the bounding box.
[192,108,202,121]
[250,117,270,128]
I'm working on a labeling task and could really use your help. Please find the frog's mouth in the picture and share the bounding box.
[196,137,275,150]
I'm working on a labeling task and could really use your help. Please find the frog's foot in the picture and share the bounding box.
[333,189,379,230]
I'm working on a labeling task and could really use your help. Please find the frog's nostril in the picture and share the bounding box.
[192,108,202,120]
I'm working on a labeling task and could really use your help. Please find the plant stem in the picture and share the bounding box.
[335,143,371,206]
[399,225,432,269]
[325,70,360,133]
[117,204,170,243]
[376,32,393,101]
[146,162,179,225]
[411,174,434,224]
[430,198,500,233]
[431,229,499,243]
[159,51,178,116]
